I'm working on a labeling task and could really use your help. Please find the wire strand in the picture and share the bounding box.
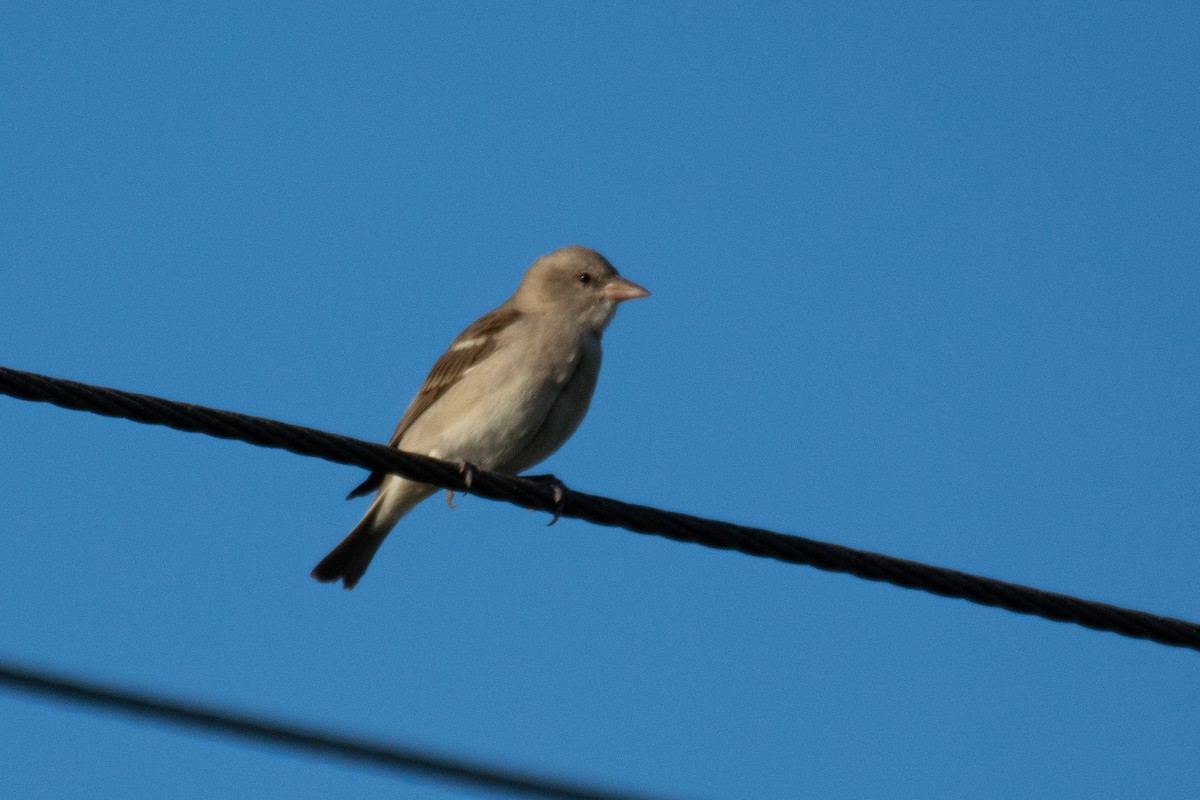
[2,364,1198,651]
[0,658,668,800]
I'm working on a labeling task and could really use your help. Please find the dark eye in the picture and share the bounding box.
[577,272,592,285]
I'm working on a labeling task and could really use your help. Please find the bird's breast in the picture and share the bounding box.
[399,328,601,473]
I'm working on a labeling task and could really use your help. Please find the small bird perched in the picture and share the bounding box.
[312,245,650,588]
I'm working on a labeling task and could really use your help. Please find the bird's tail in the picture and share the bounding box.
[311,479,434,589]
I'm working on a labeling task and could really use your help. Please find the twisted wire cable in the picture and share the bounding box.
[2,364,1198,651]
[0,659,668,800]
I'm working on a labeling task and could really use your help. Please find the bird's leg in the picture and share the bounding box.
[446,460,480,509]
[457,460,479,489]
[522,473,568,526]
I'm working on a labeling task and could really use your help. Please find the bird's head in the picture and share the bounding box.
[513,245,650,333]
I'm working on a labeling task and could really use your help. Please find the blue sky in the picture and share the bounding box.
[3,2,1200,798]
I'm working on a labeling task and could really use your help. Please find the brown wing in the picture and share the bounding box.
[346,306,521,499]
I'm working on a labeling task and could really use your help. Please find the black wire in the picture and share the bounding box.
[2,363,1199,651]
[0,659,671,800]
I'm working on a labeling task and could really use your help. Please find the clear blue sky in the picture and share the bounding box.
[3,3,1199,798]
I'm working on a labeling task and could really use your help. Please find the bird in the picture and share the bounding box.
[311,245,650,588]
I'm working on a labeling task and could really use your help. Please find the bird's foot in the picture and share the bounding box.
[446,460,480,509]
[456,460,479,488]
[523,473,568,526]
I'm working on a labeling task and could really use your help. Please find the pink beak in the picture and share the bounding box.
[602,276,651,302]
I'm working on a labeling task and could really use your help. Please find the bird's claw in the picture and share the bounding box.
[523,473,568,525]
[447,460,479,509]
[456,460,478,489]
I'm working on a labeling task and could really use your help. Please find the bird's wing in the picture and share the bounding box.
[346,307,522,499]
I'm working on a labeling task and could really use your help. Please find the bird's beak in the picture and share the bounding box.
[603,276,651,302]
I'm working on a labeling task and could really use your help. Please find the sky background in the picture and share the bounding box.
[3,2,1200,798]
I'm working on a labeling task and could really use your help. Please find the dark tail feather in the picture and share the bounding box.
[311,504,386,589]
[346,470,384,500]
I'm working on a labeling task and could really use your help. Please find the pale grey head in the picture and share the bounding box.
[510,245,650,333]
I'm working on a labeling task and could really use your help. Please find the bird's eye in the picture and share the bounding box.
[577,272,592,285]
